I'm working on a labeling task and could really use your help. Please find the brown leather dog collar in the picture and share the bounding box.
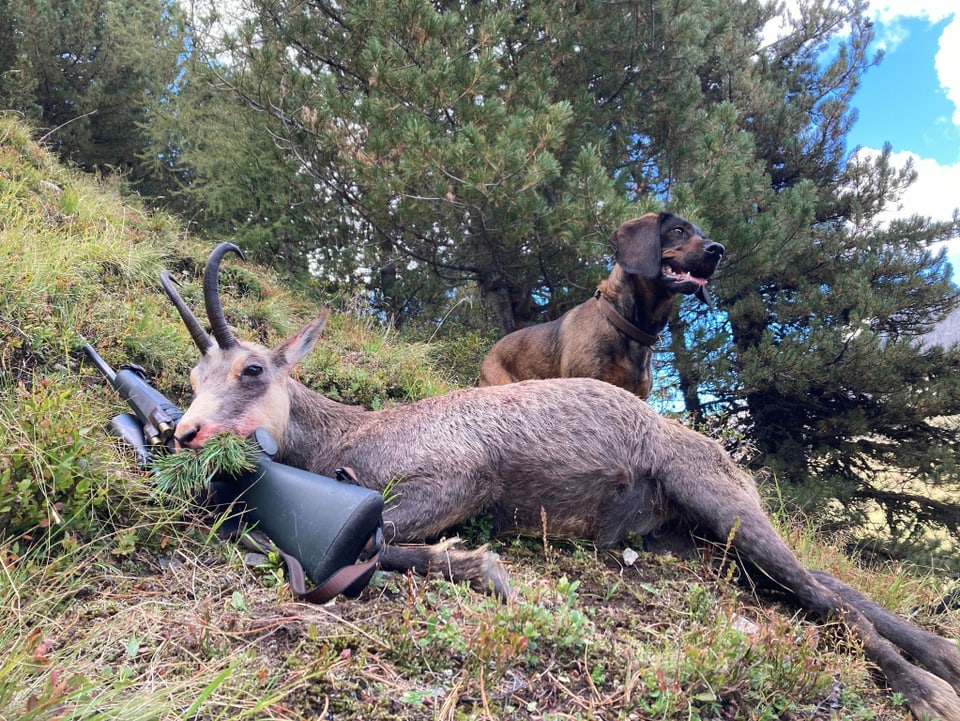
[594,291,660,347]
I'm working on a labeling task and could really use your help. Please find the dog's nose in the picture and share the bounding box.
[704,241,724,258]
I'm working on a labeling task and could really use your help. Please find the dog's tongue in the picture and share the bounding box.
[675,270,707,287]
[662,265,708,288]
[696,283,715,310]
[662,265,714,308]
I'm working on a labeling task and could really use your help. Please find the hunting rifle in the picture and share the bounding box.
[83,342,383,602]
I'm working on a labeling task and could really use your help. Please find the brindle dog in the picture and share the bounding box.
[479,212,724,398]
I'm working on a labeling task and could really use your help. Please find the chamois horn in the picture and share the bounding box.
[160,271,213,353]
[203,243,245,350]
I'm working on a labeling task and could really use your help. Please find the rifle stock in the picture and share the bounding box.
[226,429,384,599]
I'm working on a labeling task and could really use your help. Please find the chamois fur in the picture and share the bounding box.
[164,245,960,721]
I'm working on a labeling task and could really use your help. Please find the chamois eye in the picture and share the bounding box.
[242,364,263,378]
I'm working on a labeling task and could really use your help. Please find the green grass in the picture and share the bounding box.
[1,114,957,720]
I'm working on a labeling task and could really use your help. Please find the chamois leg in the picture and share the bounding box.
[831,601,960,721]
[811,570,960,693]
[674,476,960,719]
[379,540,512,599]
[378,471,496,544]
[372,475,510,597]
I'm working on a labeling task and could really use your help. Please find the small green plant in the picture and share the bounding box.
[0,376,109,539]
[394,573,592,686]
[623,581,833,718]
[0,630,93,721]
[58,186,79,215]
[381,475,403,508]
[243,544,289,590]
[452,511,496,547]
[149,433,258,501]
[229,591,249,613]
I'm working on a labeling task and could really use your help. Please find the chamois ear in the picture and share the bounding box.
[609,213,663,279]
[274,308,331,371]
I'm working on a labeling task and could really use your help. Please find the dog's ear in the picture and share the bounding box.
[609,213,663,279]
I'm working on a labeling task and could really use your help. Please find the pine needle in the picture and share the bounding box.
[149,434,259,501]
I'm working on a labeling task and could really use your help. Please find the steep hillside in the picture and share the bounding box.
[1,115,955,720]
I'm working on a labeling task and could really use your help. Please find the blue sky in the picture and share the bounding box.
[807,3,960,269]
[853,15,960,166]
[765,2,960,271]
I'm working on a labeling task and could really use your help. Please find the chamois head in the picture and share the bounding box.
[162,243,328,450]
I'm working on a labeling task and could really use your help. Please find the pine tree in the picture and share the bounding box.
[663,0,960,554]
[141,57,322,281]
[180,0,745,328]
[159,0,960,552]
[0,0,183,178]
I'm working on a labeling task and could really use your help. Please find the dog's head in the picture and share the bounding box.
[609,212,724,307]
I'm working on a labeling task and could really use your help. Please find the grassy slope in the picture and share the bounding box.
[1,115,956,720]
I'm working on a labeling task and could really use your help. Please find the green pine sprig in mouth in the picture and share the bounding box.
[149,433,258,502]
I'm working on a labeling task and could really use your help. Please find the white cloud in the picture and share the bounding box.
[867,6,960,127]
[883,150,960,223]
[871,21,910,51]
[845,3,960,130]
[935,15,960,125]
[859,148,960,265]
[765,2,960,126]
[863,7,960,259]
[864,0,955,24]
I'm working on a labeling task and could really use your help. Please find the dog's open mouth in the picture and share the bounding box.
[661,264,709,289]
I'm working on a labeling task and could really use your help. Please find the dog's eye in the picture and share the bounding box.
[672,227,686,237]
[242,364,263,378]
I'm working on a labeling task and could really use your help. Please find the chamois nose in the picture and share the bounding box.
[704,241,724,259]
[176,425,200,449]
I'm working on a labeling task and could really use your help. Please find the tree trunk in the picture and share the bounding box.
[480,276,518,335]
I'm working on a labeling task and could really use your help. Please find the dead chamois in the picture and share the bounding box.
[162,243,960,721]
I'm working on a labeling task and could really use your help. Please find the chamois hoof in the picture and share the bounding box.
[475,550,513,601]
[929,635,960,695]
[904,669,960,721]
[431,537,513,600]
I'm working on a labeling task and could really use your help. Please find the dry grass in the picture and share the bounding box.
[7,518,956,721]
